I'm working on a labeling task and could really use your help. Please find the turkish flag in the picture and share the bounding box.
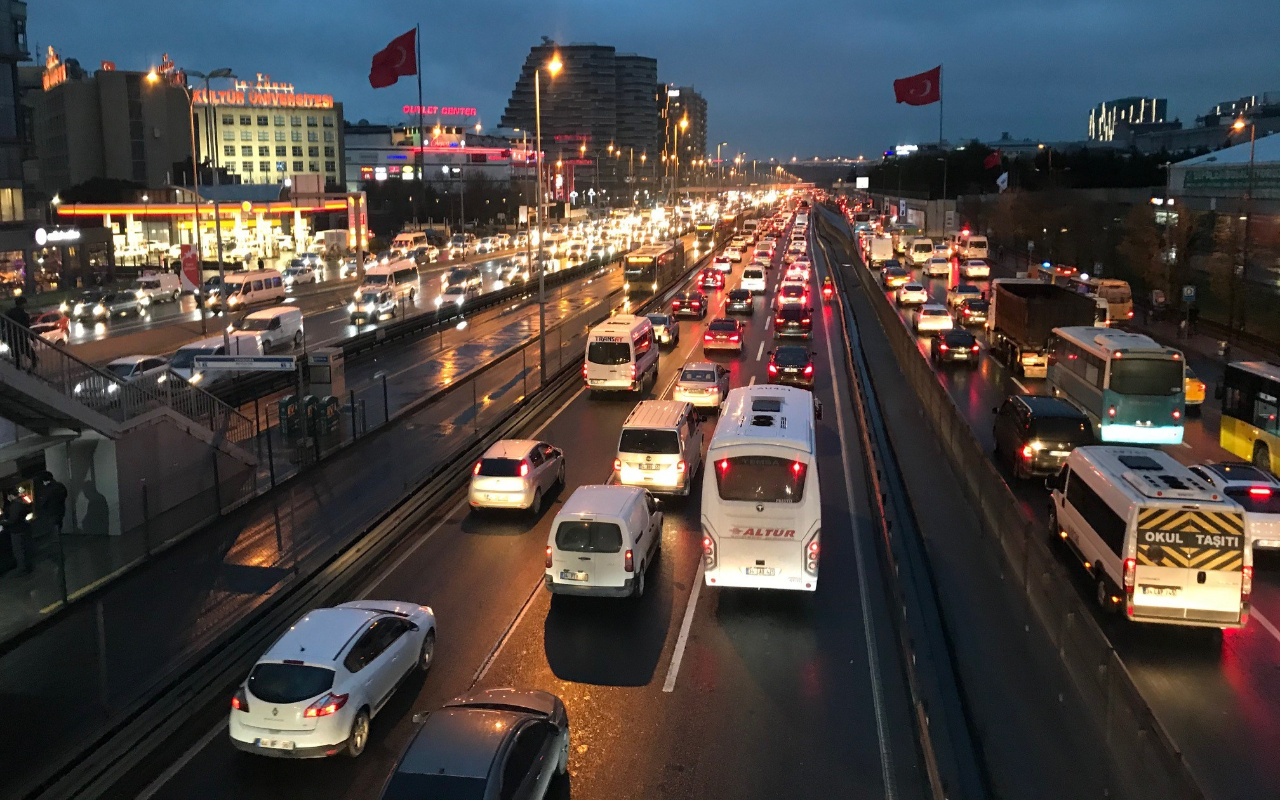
[983,151,1002,169]
[369,29,417,89]
[893,66,941,106]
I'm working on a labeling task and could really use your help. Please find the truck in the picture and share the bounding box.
[987,279,1100,378]
[867,236,894,268]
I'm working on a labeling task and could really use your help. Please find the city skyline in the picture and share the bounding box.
[27,0,1280,158]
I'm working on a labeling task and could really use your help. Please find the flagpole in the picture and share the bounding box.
[415,23,424,228]
[939,64,948,221]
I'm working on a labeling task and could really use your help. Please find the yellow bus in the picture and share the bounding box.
[1220,361,1280,473]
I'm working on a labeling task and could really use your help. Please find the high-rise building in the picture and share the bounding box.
[668,86,707,163]
[614,54,659,158]
[0,0,27,221]
[1088,97,1166,141]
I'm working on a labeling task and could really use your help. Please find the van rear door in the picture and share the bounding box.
[1132,507,1246,627]
[552,519,627,589]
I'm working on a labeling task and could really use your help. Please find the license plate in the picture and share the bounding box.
[256,738,295,750]
[1050,451,1071,457]
[954,352,968,359]
[745,566,776,576]
[589,379,605,385]
[639,463,663,471]
[1141,585,1181,597]
[560,570,588,582]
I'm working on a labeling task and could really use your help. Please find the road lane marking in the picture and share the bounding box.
[1010,376,1030,394]
[816,236,898,800]
[662,559,706,692]
[135,719,228,800]
[748,376,756,386]
[1251,609,1280,647]
[471,577,544,687]
[756,341,765,361]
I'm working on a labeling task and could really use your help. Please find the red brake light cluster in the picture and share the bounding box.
[614,458,622,472]
[1249,486,1273,497]
[304,692,349,718]
[803,364,814,376]
[624,548,635,573]
[473,461,482,476]
[231,687,249,712]
[767,363,778,375]
[519,461,530,478]
[546,545,553,568]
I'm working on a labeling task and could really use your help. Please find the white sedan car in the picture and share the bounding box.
[960,259,991,279]
[896,282,929,306]
[229,601,436,759]
[923,257,951,278]
[724,246,744,262]
[672,361,730,409]
[915,303,954,332]
[712,255,733,273]
[469,439,565,513]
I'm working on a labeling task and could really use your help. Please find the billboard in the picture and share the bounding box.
[855,176,869,189]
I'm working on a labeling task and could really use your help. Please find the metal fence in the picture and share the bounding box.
[822,214,1208,800]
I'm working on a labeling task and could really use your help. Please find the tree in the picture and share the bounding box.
[1117,204,1164,296]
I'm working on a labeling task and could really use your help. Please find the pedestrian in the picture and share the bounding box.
[257,257,265,271]
[3,487,33,576]
[3,295,34,370]
[34,471,67,540]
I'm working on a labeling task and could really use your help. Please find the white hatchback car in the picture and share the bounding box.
[923,257,951,277]
[914,303,954,332]
[960,259,991,279]
[229,600,436,759]
[896,283,929,305]
[672,361,730,409]
[469,439,566,513]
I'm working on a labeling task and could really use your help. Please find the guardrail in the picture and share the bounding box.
[818,208,1207,800]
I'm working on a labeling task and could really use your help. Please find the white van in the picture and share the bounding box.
[233,306,304,351]
[584,315,658,393]
[359,264,420,302]
[133,271,182,304]
[962,235,989,260]
[390,230,427,256]
[544,485,663,598]
[614,400,705,496]
[1047,446,1252,628]
[741,267,766,295]
[207,270,285,312]
[908,238,936,266]
[169,332,265,386]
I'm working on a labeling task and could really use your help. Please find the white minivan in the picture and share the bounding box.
[169,332,265,387]
[133,271,183,304]
[583,315,659,394]
[614,400,704,496]
[359,264,420,302]
[741,267,766,295]
[544,485,663,598]
[233,306,304,351]
[207,270,285,312]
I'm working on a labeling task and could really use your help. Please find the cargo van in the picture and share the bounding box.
[908,238,935,266]
[169,332,265,387]
[232,306,304,351]
[614,400,704,496]
[544,485,663,598]
[962,235,989,260]
[206,269,285,312]
[1047,446,1253,628]
[390,230,427,255]
[358,264,420,302]
[583,314,658,394]
[133,271,183,304]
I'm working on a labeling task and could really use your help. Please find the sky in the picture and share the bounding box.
[30,0,1279,160]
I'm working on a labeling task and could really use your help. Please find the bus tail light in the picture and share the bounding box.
[804,532,820,577]
[545,546,553,569]
[1123,557,1137,615]
[1107,406,1117,418]
[702,530,717,570]
[624,549,634,572]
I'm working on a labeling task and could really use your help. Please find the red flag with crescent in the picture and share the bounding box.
[893,66,941,106]
[369,29,417,89]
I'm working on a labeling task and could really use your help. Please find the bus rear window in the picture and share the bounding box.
[555,521,623,553]
[1108,359,1183,396]
[714,455,807,503]
[587,342,631,365]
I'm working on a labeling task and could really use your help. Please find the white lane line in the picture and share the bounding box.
[662,559,706,692]
[471,577,544,687]
[817,249,898,800]
[1010,375,1030,395]
[748,376,756,386]
[755,341,765,361]
[135,720,228,800]
[1251,609,1280,647]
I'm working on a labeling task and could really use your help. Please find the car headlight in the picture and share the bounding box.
[455,295,465,305]
[227,295,240,305]
[59,301,69,313]
[364,303,376,314]
[434,296,444,307]
[73,382,83,394]
[93,304,106,316]
[73,303,84,315]
[107,383,119,395]
[347,302,356,313]
[1029,441,1045,452]
[189,372,203,384]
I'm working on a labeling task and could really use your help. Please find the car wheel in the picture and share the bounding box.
[633,566,646,598]
[172,290,181,302]
[345,709,370,758]
[530,488,543,515]
[557,462,566,487]
[556,729,570,775]
[1096,578,1114,613]
[293,330,303,347]
[417,629,436,673]
[1048,504,1061,543]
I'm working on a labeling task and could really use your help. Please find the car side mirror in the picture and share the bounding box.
[412,711,432,725]
[1044,477,1059,493]
[408,622,420,632]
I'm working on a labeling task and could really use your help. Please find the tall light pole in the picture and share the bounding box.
[716,142,727,188]
[536,52,562,384]
[1231,117,1257,339]
[672,115,688,205]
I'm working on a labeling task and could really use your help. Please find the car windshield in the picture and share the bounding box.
[363,274,389,285]
[681,368,716,383]
[774,347,809,366]
[236,317,273,331]
[1031,417,1094,443]
[587,341,631,365]
[914,244,933,253]
[1224,487,1280,515]
[618,429,681,454]
[708,319,737,332]
[555,521,623,553]
[1108,358,1183,396]
[105,363,137,379]
[477,457,523,477]
[247,663,335,704]
[170,348,217,369]
[223,281,245,295]
[715,455,807,503]
[361,292,384,304]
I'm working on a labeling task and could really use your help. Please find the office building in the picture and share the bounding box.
[192,72,345,189]
[668,85,707,163]
[614,54,659,157]
[1088,97,1167,141]
[0,0,26,221]
[344,121,531,187]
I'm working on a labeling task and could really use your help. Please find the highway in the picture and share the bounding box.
[122,211,928,800]
[852,212,1280,800]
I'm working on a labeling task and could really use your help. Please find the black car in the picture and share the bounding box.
[930,329,980,366]
[992,395,1095,479]
[380,688,569,800]
[767,345,816,388]
[724,288,754,315]
[773,305,813,339]
[671,290,707,319]
[956,298,988,326]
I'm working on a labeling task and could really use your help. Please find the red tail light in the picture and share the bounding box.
[231,687,249,712]
[692,301,701,308]
[808,540,820,557]
[939,343,948,352]
[546,545,553,568]
[614,458,622,472]
[702,536,714,554]
[672,301,681,309]
[1127,310,1134,318]
[1249,486,1273,497]
[624,549,634,572]
[1123,557,1137,615]
[803,364,814,376]
[729,334,740,342]
[473,461,482,476]
[519,461,530,478]
[774,317,784,325]
[304,692,349,718]
[1107,406,1117,418]
[1021,445,1034,459]
[767,363,778,376]
[582,362,589,379]
[801,317,811,325]
[704,333,713,342]
[971,345,980,352]
[1172,409,1181,420]
[629,363,636,380]
[676,460,686,474]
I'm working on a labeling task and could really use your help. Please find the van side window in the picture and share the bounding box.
[271,276,282,288]
[252,280,264,292]
[1065,471,1126,555]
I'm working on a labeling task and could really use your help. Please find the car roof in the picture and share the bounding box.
[1014,394,1088,418]
[1198,462,1280,486]
[245,306,298,319]
[262,607,381,665]
[560,484,643,517]
[920,303,947,312]
[481,439,539,459]
[680,361,716,374]
[398,707,527,779]
[940,329,976,342]
[774,344,810,356]
[108,354,157,366]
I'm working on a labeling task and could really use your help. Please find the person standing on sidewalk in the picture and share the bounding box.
[3,295,34,370]
[3,487,33,575]
[34,471,67,540]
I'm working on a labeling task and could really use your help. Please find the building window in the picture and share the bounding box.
[256,115,269,126]
[258,131,269,141]
[307,131,318,143]
[323,131,334,143]
[308,161,320,172]
[274,115,284,126]
[260,161,271,173]
[293,161,304,172]
[223,145,235,157]
[222,114,234,126]
[276,161,287,172]
[275,146,286,157]
[223,130,235,141]
[239,115,252,126]
[240,130,252,141]
[306,115,318,127]
[322,116,334,128]
[291,130,302,142]
[241,146,253,156]
[324,146,335,157]
[275,131,285,142]
[324,161,336,172]
[258,146,269,156]
[308,146,319,157]
[292,146,303,157]
[290,115,302,126]
[242,161,254,172]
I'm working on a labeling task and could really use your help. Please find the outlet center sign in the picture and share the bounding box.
[403,105,478,117]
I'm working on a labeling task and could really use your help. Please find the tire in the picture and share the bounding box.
[344,709,370,758]
[417,629,436,673]
[1254,443,1271,473]
[172,290,181,302]
[1048,504,1061,543]
[556,729,570,775]
[293,330,303,347]
[633,566,646,598]
[1096,578,1115,613]
[530,488,543,515]
[557,462,566,487]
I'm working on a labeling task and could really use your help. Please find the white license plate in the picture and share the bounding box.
[1141,585,1181,597]
[560,570,588,582]
[953,351,968,358]
[1050,451,1071,457]
[745,566,776,576]
[639,463,663,470]
[589,379,606,385]
[256,738,295,750]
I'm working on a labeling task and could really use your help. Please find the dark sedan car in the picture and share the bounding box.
[773,305,813,339]
[930,329,980,367]
[724,288,754,315]
[380,688,569,800]
[956,298,988,326]
[767,345,816,389]
[699,268,725,290]
[992,394,1095,479]
[671,290,707,319]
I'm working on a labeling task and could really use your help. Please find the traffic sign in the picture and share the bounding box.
[1182,284,1196,303]
[193,355,297,372]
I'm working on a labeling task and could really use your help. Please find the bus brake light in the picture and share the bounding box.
[1107,406,1117,418]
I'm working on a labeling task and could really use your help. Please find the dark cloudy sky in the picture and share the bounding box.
[31,0,1278,158]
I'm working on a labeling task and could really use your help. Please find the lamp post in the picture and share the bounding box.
[1231,117,1257,339]
[535,52,562,384]
[672,115,688,204]
[716,142,727,188]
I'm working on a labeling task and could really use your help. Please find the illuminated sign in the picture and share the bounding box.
[894,144,919,156]
[42,46,67,91]
[34,227,81,246]
[403,104,477,117]
[194,73,333,109]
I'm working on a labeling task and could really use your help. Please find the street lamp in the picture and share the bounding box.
[716,142,727,188]
[1229,116,1257,338]
[534,52,562,385]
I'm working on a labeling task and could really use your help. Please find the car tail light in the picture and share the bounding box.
[1249,486,1273,497]
[1123,557,1137,615]
[519,461,530,478]
[304,692,349,718]
[231,687,249,712]
[803,364,814,376]
[1021,444,1034,459]
[629,363,636,381]
[1127,310,1134,318]
[692,300,701,308]
[582,362,589,379]
[729,334,740,342]
[624,549,634,572]
[939,343,948,352]
[704,333,713,342]
[672,301,681,309]
[774,316,784,325]
[614,458,622,472]
[546,545,553,568]
[971,344,980,353]
[1172,409,1181,420]
[768,363,778,375]
[1107,406,1117,418]
[473,461,482,476]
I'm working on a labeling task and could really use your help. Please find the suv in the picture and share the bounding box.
[991,395,1094,479]
[614,400,704,496]
[773,305,814,339]
[671,290,707,319]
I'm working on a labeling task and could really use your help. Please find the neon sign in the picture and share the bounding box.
[194,73,333,109]
[42,46,67,91]
[403,105,478,117]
